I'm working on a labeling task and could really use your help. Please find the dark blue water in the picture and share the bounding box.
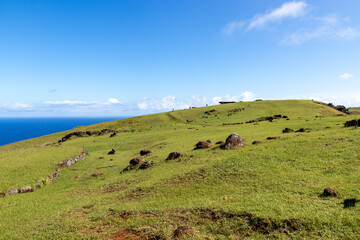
[0,117,127,146]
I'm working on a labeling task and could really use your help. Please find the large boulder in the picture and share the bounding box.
[19,186,33,193]
[139,161,153,169]
[194,140,212,149]
[140,150,152,156]
[222,133,245,149]
[129,157,144,166]
[344,119,360,127]
[322,187,337,197]
[166,152,182,160]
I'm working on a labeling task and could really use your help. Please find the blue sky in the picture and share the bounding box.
[1,0,359,116]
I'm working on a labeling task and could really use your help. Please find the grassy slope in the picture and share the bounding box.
[0,100,359,239]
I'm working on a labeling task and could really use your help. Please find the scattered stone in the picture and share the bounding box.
[282,115,288,119]
[322,187,337,197]
[189,154,195,158]
[7,188,19,195]
[173,226,194,239]
[34,184,41,190]
[327,103,351,114]
[325,126,331,129]
[108,149,118,155]
[296,128,312,132]
[19,186,33,193]
[344,119,360,127]
[166,152,182,160]
[0,191,5,197]
[267,136,279,140]
[252,141,264,145]
[282,128,294,133]
[75,176,80,179]
[194,141,212,149]
[216,141,225,145]
[90,173,103,177]
[98,129,117,136]
[110,132,117,138]
[343,198,359,208]
[129,157,144,166]
[222,133,245,149]
[140,150,152,156]
[110,159,113,161]
[139,161,153,169]
[223,196,228,200]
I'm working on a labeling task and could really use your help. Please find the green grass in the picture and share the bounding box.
[0,100,360,239]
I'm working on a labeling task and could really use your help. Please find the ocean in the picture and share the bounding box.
[0,117,126,146]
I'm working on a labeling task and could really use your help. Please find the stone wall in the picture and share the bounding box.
[0,147,86,198]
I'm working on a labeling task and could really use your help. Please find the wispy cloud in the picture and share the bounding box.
[137,95,190,111]
[288,92,360,107]
[248,1,307,30]
[212,92,257,104]
[339,73,354,79]
[223,21,245,36]
[281,15,360,45]
[223,1,359,45]
[224,1,308,36]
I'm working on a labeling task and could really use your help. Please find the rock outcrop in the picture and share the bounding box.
[222,133,245,149]
[166,152,182,160]
[194,140,212,149]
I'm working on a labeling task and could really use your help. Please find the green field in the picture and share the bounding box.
[1,100,360,239]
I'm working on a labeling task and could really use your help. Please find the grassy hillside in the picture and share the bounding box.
[0,100,359,239]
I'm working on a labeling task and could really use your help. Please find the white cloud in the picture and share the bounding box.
[223,21,245,36]
[249,1,307,29]
[288,92,360,107]
[136,95,190,111]
[223,1,307,35]
[44,100,90,105]
[339,73,354,79]
[2,103,33,109]
[108,98,120,104]
[336,27,360,40]
[224,2,359,45]
[281,15,360,45]
[212,91,257,104]
[191,95,208,106]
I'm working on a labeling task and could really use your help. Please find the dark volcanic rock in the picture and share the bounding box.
[108,149,118,155]
[98,129,117,136]
[173,226,194,239]
[34,184,41,190]
[109,132,117,137]
[90,173,103,177]
[344,119,360,127]
[129,157,144,166]
[322,187,337,197]
[282,128,294,133]
[252,141,264,145]
[166,152,183,160]
[194,141,212,149]
[139,161,153,169]
[215,141,225,145]
[140,150,152,156]
[222,133,245,149]
[19,186,33,193]
[267,136,279,140]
